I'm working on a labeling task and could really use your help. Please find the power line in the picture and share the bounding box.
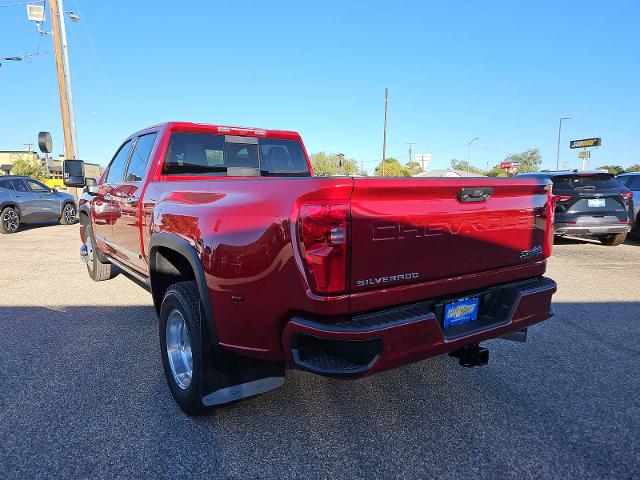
[0,1,39,7]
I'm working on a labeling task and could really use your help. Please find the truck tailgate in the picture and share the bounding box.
[349,177,552,293]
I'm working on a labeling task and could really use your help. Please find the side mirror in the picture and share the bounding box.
[83,177,99,195]
[52,185,60,192]
[63,159,85,187]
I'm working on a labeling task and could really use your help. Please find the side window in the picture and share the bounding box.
[617,176,631,187]
[125,133,158,182]
[10,180,29,192]
[105,140,133,184]
[27,180,50,193]
[0,179,14,190]
[629,176,640,190]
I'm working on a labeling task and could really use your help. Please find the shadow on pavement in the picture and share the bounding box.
[0,301,638,478]
[10,220,77,233]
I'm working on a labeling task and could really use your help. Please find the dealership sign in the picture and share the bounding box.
[500,162,519,169]
[570,138,601,149]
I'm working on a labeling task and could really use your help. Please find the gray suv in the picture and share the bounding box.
[617,172,640,233]
[0,175,77,234]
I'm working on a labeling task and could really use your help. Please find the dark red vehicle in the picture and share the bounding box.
[66,122,557,415]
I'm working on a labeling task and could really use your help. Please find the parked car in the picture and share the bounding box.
[67,122,557,415]
[0,175,77,234]
[518,170,633,246]
[616,172,640,233]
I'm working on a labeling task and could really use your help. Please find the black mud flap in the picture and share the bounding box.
[200,340,285,407]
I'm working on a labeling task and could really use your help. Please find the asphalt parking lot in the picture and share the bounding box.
[1,223,639,479]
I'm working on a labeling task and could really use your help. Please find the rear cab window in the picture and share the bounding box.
[162,133,310,177]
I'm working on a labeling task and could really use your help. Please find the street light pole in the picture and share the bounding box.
[556,117,571,170]
[467,137,479,165]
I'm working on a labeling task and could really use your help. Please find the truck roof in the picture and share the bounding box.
[138,122,302,141]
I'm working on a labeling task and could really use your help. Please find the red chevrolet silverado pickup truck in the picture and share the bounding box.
[65,122,557,415]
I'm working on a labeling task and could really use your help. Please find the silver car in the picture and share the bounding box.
[0,175,77,234]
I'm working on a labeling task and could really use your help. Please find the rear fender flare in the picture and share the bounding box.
[148,233,218,345]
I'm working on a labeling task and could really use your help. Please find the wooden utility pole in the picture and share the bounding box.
[405,142,415,164]
[382,88,388,176]
[49,0,75,160]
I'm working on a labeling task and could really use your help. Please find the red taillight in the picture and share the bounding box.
[298,202,349,295]
[621,191,633,201]
[544,188,555,258]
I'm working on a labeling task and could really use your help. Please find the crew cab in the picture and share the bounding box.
[65,122,557,415]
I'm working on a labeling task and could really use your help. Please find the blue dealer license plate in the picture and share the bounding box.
[444,296,479,328]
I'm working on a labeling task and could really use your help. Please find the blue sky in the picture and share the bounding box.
[1,0,639,174]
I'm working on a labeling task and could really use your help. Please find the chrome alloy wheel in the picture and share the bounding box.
[84,233,95,271]
[63,204,76,224]
[166,309,193,390]
[3,209,19,232]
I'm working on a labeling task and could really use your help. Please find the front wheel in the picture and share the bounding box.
[60,203,77,225]
[599,232,627,246]
[0,206,20,234]
[83,223,113,281]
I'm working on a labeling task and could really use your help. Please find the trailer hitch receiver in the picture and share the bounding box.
[449,343,489,367]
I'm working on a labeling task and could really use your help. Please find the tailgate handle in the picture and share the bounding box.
[458,187,493,203]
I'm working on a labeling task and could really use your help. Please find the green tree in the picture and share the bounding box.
[450,159,485,175]
[598,165,625,175]
[502,148,542,173]
[10,157,47,181]
[310,152,363,176]
[625,164,640,173]
[485,164,508,177]
[374,157,423,176]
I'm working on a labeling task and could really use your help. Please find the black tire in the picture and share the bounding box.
[0,206,20,234]
[83,223,113,281]
[159,281,209,415]
[599,232,627,246]
[60,202,77,225]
